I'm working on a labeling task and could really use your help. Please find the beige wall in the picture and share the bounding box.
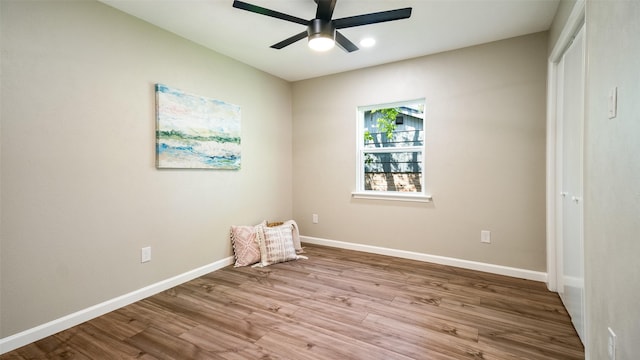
[583,1,640,358]
[292,32,548,271]
[0,0,292,337]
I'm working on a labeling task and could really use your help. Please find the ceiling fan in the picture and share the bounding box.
[232,0,412,52]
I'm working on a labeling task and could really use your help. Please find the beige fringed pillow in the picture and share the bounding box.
[230,221,265,267]
[255,224,305,267]
[267,219,303,253]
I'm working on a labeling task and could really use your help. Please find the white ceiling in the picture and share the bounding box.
[100,0,559,82]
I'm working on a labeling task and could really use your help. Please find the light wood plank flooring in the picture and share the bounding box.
[1,244,584,359]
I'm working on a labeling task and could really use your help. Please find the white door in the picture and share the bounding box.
[556,24,585,343]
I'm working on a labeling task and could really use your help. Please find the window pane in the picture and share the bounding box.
[364,151,422,192]
[363,107,424,149]
[358,99,425,195]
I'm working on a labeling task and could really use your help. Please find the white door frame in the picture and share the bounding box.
[545,0,585,293]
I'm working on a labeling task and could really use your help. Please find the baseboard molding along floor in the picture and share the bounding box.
[300,236,548,283]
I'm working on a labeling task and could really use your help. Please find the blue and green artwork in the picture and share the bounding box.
[156,84,241,169]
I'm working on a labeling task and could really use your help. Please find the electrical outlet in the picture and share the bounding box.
[608,327,616,360]
[141,246,151,263]
[312,213,319,224]
[481,230,491,244]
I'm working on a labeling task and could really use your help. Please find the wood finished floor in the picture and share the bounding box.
[1,244,584,359]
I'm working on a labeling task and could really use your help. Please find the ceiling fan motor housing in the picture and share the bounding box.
[308,18,336,40]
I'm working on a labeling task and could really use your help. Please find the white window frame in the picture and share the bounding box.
[352,99,431,203]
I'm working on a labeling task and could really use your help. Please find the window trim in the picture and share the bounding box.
[351,191,433,203]
[355,98,430,201]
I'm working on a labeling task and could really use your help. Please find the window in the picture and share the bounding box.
[353,99,430,202]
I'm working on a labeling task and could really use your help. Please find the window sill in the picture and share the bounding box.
[351,191,433,203]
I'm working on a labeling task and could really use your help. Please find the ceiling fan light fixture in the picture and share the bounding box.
[308,35,335,51]
[307,18,335,52]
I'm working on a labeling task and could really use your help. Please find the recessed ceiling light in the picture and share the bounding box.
[359,37,376,48]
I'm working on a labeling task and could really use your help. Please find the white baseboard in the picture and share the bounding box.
[0,256,234,355]
[301,236,547,283]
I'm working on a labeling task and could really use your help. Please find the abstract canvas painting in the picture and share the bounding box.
[156,84,241,169]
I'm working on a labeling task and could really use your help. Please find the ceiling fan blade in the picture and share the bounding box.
[233,0,309,26]
[315,0,337,21]
[335,31,358,52]
[271,31,308,49]
[334,7,412,29]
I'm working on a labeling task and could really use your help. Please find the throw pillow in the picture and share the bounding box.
[256,224,301,267]
[230,221,264,267]
[266,219,303,253]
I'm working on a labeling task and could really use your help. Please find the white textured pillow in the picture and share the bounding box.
[256,224,300,266]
